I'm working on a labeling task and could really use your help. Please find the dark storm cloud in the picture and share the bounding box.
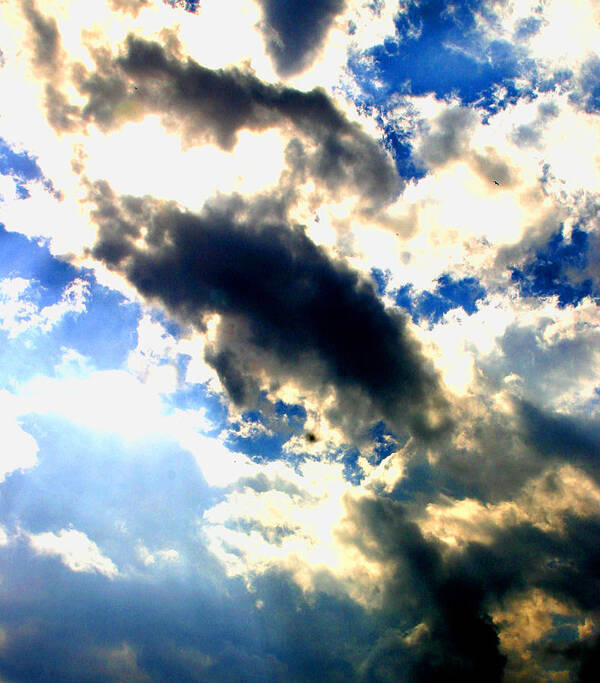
[517,401,600,481]
[558,634,600,683]
[344,495,507,682]
[86,182,451,441]
[21,0,63,76]
[256,0,346,77]
[50,34,400,209]
[345,492,600,681]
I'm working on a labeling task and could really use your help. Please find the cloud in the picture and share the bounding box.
[3,2,600,681]
[343,494,508,682]
[85,183,451,441]
[28,527,119,577]
[21,0,63,77]
[42,33,400,211]
[256,0,347,77]
[343,482,600,681]
[415,106,477,169]
[517,401,600,480]
[0,276,88,338]
[0,390,39,482]
[109,0,151,16]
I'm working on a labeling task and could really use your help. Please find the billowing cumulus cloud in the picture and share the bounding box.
[35,30,401,211]
[85,182,451,441]
[1,0,600,681]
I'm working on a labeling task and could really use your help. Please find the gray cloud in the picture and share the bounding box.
[470,146,518,187]
[44,84,80,132]
[345,493,600,682]
[415,107,476,169]
[85,182,451,442]
[44,34,400,211]
[517,401,600,483]
[416,106,518,186]
[478,322,600,411]
[21,0,63,76]
[511,101,559,148]
[256,0,347,77]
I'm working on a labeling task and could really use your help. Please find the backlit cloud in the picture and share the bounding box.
[1,1,599,680]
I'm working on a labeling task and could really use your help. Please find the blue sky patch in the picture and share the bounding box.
[162,0,200,13]
[393,273,487,324]
[274,400,307,428]
[0,137,57,199]
[0,224,75,306]
[338,446,365,485]
[570,56,600,114]
[367,420,402,467]
[370,267,391,296]
[348,0,531,115]
[511,227,596,307]
[0,223,141,370]
[381,125,427,182]
[53,280,140,369]
[224,406,288,462]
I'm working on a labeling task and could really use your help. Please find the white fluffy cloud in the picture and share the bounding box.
[27,527,119,578]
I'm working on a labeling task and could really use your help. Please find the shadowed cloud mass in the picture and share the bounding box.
[256,0,347,76]
[87,182,451,441]
[44,33,401,211]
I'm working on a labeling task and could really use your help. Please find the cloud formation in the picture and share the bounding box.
[38,32,401,212]
[256,0,346,76]
[87,183,451,441]
[1,1,600,680]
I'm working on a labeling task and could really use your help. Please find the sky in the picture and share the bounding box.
[0,0,600,680]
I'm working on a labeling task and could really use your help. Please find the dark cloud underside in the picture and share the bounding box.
[87,184,450,440]
[257,0,347,76]
[346,493,600,681]
[518,401,600,481]
[345,496,507,682]
[48,35,400,209]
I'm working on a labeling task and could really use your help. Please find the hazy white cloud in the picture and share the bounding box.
[28,527,118,578]
[0,389,39,482]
